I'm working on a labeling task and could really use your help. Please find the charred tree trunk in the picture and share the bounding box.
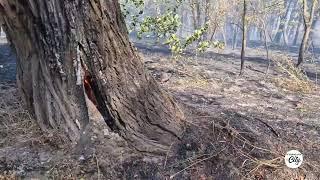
[0,0,184,153]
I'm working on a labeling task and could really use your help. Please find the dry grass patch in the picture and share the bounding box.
[271,54,315,93]
[0,173,16,180]
[0,84,40,147]
[170,58,218,90]
[175,75,212,89]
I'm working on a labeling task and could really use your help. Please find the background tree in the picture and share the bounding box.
[250,0,285,73]
[240,0,248,75]
[297,0,318,67]
[273,0,295,45]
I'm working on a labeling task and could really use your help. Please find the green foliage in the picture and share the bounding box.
[121,0,183,35]
[197,41,211,53]
[165,23,224,55]
[165,34,183,54]
[121,0,224,56]
[120,0,145,31]
[120,0,144,18]
[137,12,181,39]
[183,24,209,49]
[197,41,225,53]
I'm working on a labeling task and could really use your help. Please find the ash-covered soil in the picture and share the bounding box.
[0,40,320,179]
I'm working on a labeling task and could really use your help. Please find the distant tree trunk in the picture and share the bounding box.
[263,26,271,74]
[0,26,3,37]
[232,25,239,50]
[240,0,247,75]
[306,17,319,52]
[204,0,210,40]
[284,0,299,45]
[297,0,317,67]
[287,26,295,44]
[190,0,200,30]
[287,0,300,44]
[271,16,281,40]
[274,0,293,44]
[283,30,288,46]
[293,16,303,46]
[247,26,252,43]
[209,26,218,41]
[196,0,201,28]
[310,15,320,43]
[223,25,228,47]
[0,0,184,153]
[298,28,312,66]
[179,6,187,38]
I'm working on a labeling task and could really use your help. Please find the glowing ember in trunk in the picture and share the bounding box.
[84,72,98,106]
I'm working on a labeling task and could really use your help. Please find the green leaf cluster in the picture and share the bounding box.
[137,12,181,39]
[165,23,223,55]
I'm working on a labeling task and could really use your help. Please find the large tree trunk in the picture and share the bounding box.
[0,0,184,153]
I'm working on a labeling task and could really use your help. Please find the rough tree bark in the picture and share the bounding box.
[297,0,318,67]
[0,0,184,153]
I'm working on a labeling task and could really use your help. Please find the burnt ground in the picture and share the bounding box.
[1,37,320,179]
